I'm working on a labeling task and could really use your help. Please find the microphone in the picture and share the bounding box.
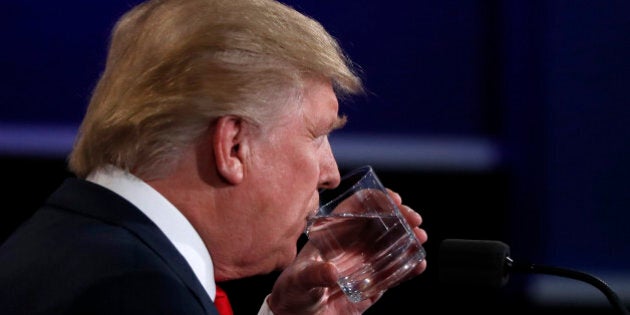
[438,239,629,315]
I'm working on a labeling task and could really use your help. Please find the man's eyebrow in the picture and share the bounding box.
[329,115,348,132]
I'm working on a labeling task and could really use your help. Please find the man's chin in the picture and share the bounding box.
[276,247,299,271]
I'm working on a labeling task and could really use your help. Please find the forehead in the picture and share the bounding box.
[300,79,341,128]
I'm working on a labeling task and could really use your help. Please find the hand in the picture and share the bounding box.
[267,189,428,315]
[267,241,378,315]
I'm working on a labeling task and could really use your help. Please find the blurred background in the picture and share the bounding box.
[1,1,628,314]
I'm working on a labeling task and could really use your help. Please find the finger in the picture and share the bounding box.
[417,259,428,273]
[386,188,402,205]
[399,204,422,227]
[297,261,339,289]
[413,227,428,244]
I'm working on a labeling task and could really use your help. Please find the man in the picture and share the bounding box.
[0,0,427,314]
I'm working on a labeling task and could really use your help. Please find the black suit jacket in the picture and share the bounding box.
[0,178,219,314]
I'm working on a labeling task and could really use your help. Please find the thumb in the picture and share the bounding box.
[297,261,339,289]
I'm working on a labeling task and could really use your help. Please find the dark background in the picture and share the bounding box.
[1,1,628,314]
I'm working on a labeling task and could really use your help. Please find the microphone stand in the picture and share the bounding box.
[507,257,629,315]
[439,239,629,315]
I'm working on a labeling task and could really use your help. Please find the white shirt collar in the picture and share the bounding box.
[86,165,217,301]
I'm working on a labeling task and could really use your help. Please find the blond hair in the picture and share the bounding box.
[68,0,362,179]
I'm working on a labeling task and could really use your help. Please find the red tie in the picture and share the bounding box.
[215,285,234,315]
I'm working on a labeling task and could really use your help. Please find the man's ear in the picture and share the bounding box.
[213,116,246,184]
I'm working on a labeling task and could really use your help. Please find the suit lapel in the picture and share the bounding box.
[46,178,217,314]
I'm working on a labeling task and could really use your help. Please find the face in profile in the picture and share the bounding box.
[239,78,345,271]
